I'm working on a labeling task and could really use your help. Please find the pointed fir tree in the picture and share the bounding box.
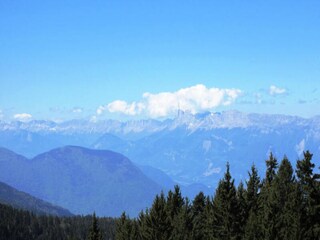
[236,181,247,239]
[88,212,102,240]
[130,219,139,240]
[203,196,215,240]
[190,191,207,240]
[170,197,192,240]
[137,210,150,240]
[273,156,300,240]
[212,162,240,240]
[244,164,263,240]
[296,151,320,239]
[165,185,184,239]
[245,164,260,212]
[259,153,278,240]
[116,212,133,240]
[167,185,184,219]
[144,192,170,240]
[265,152,278,185]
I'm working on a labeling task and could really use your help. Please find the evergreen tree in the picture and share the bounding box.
[273,156,299,240]
[137,210,149,240]
[203,196,215,240]
[88,212,103,240]
[115,212,132,240]
[259,153,278,240]
[296,151,320,239]
[212,162,240,240]
[265,152,278,185]
[170,197,192,240]
[245,165,260,212]
[190,192,207,240]
[236,181,247,239]
[166,185,184,238]
[166,185,184,219]
[130,219,139,240]
[144,192,170,240]
[244,165,262,240]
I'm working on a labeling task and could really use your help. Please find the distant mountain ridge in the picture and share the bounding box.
[0,111,320,188]
[0,181,73,216]
[0,146,162,217]
[1,111,319,135]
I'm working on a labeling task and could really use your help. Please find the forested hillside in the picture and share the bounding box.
[0,204,115,240]
[116,151,320,240]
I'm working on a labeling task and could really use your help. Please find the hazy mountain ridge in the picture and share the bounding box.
[0,146,162,217]
[1,111,318,134]
[0,181,73,216]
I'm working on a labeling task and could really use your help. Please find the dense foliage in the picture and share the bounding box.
[0,204,115,240]
[116,151,320,240]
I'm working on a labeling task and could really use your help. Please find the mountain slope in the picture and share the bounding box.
[0,146,162,217]
[0,181,72,216]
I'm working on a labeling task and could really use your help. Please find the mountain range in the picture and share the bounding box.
[1,110,319,187]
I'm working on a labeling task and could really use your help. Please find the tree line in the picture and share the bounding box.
[116,151,320,240]
[0,204,115,240]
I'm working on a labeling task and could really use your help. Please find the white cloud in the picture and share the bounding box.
[96,105,106,115]
[142,85,241,117]
[107,100,145,116]
[269,85,287,96]
[98,84,242,118]
[13,113,32,122]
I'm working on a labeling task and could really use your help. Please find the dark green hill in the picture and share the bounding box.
[0,181,72,216]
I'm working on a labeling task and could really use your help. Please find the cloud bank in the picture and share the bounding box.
[13,113,32,122]
[98,84,242,118]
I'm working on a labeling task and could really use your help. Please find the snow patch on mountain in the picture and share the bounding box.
[295,139,305,156]
[203,163,221,177]
[202,140,212,152]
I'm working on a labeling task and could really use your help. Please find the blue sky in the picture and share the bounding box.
[1,0,320,121]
